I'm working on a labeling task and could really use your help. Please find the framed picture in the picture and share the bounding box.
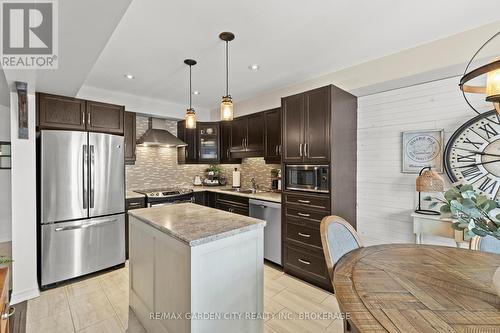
[0,142,11,170]
[402,129,444,173]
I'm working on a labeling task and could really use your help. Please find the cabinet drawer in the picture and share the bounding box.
[285,206,329,223]
[284,193,330,212]
[286,221,322,248]
[216,193,249,207]
[284,243,328,282]
[216,202,248,216]
[126,197,146,210]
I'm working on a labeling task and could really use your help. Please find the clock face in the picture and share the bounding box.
[445,110,500,199]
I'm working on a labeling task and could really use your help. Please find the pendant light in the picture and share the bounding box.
[220,32,235,121]
[459,31,500,114]
[184,59,197,129]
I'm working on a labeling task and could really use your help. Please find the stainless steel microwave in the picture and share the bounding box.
[285,165,329,193]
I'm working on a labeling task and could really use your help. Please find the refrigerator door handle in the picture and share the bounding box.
[90,145,95,208]
[83,145,88,209]
[55,218,118,232]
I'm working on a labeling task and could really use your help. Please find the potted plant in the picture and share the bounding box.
[428,184,500,295]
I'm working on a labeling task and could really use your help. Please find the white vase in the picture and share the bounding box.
[493,267,500,297]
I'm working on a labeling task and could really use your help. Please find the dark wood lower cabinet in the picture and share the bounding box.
[215,193,249,216]
[283,191,333,292]
[284,242,332,291]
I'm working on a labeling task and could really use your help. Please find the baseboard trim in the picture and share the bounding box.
[10,287,40,305]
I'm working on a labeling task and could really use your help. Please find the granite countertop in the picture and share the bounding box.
[191,186,281,203]
[126,190,145,200]
[128,203,266,246]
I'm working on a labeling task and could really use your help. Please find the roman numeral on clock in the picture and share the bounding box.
[478,123,499,139]
[456,154,476,163]
[462,138,484,149]
[478,177,499,195]
[460,165,484,182]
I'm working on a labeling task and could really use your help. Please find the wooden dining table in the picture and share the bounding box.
[333,244,500,333]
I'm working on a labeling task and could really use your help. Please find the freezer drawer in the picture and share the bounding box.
[41,214,125,286]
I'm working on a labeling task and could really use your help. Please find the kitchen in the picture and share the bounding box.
[1,1,500,333]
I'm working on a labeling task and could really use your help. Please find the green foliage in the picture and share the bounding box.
[0,256,12,265]
[205,164,223,174]
[440,185,500,240]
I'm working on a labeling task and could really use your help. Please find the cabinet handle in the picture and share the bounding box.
[128,202,143,208]
[298,259,310,265]
[1,306,15,320]
[297,199,310,204]
[82,112,85,125]
[227,148,229,159]
[304,143,308,157]
[297,212,310,217]
[298,232,310,238]
[299,143,303,157]
[278,145,282,155]
[87,113,91,125]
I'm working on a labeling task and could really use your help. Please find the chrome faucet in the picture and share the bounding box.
[251,178,258,192]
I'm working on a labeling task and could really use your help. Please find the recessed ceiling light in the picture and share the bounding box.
[124,73,135,80]
[248,64,260,71]
[193,90,200,95]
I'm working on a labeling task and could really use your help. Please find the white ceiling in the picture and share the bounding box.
[78,0,500,112]
[2,0,500,117]
[1,0,133,96]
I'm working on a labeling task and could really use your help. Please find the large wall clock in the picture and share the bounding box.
[445,110,500,198]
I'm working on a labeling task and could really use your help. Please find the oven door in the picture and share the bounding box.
[285,165,328,193]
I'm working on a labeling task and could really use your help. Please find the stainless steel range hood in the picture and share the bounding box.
[136,118,187,147]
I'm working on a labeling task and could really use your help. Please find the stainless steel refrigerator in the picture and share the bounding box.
[39,130,125,287]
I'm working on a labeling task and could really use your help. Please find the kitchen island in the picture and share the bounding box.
[128,203,266,333]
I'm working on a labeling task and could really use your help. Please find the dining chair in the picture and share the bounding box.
[320,215,363,280]
[470,235,500,254]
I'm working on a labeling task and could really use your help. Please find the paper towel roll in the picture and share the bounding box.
[232,168,241,188]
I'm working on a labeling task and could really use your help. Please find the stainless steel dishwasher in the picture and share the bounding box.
[249,199,282,265]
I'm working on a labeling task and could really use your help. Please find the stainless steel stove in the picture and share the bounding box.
[134,188,194,207]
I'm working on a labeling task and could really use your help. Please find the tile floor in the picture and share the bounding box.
[26,263,343,333]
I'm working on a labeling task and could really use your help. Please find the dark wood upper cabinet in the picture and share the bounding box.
[86,101,124,135]
[37,93,125,135]
[198,122,220,163]
[245,112,264,153]
[37,93,86,131]
[230,118,247,152]
[304,87,330,163]
[230,113,264,157]
[282,86,331,163]
[264,108,281,164]
[124,111,136,165]
[282,94,305,163]
[177,121,198,164]
[220,121,241,164]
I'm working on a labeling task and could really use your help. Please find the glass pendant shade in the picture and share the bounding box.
[220,96,234,121]
[486,66,500,113]
[185,108,196,129]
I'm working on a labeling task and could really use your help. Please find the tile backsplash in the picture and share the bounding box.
[126,116,280,190]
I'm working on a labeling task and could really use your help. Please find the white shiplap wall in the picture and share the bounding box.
[357,76,490,246]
